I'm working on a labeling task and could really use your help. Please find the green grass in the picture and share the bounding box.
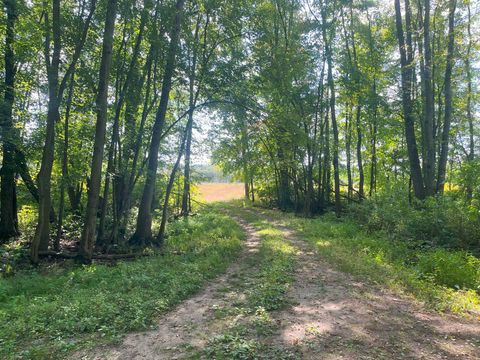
[239,202,480,316]
[0,208,243,360]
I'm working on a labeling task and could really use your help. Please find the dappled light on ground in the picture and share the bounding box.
[79,206,480,360]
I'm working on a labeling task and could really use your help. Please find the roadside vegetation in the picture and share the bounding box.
[0,209,243,360]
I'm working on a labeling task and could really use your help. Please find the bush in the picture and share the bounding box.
[349,191,480,251]
[415,249,480,291]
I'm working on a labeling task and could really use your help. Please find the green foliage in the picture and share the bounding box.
[0,208,243,359]
[17,205,38,242]
[204,335,259,360]
[416,249,480,290]
[349,191,480,250]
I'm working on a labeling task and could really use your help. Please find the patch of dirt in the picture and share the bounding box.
[78,208,480,359]
[254,211,480,360]
[76,216,262,360]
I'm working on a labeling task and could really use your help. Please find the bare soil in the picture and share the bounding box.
[78,208,480,359]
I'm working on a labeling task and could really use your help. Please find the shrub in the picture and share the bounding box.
[349,191,480,251]
[415,249,480,291]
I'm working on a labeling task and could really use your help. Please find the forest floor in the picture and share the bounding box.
[79,206,480,360]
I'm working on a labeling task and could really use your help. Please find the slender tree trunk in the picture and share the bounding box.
[181,14,202,216]
[356,104,364,199]
[465,2,474,202]
[158,131,187,243]
[421,0,436,195]
[99,1,150,243]
[32,0,95,263]
[241,124,250,201]
[0,0,18,242]
[55,73,75,250]
[437,0,456,194]
[130,0,185,245]
[79,0,117,262]
[394,0,425,199]
[31,0,62,262]
[369,93,378,197]
[250,178,255,202]
[181,109,194,213]
[345,103,353,201]
[321,4,341,216]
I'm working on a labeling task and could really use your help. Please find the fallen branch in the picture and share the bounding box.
[38,250,158,260]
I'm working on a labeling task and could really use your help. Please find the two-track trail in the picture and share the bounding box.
[80,207,480,360]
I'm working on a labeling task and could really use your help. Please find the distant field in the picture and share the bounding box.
[197,182,244,203]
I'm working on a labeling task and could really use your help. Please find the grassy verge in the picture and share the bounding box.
[236,202,480,317]
[0,208,243,360]
[193,206,299,359]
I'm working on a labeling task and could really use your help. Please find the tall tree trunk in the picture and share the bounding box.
[321,4,341,217]
[181,14,202,216]
[158,130,187,243]
[369,92,378,197]
[240,119,250,201]
[437,0,456,194]
[465,2,474,202]
[356,104,364,199]
[55,73,75,250]
[79,0,117,262]
[421,0,436,195]
[31,0,95,263]
[31,0,62,262]
[394,0,425,199]
[345,103,353,201]
[0,0,18,242]
[99,0,150,243]
[181,109,194,213]
[130,0,185,245]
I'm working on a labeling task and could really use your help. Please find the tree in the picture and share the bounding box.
[130,0,185,245]
[79,0,117,262]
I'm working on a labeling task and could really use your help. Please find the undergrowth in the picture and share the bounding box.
[0,208,243,360]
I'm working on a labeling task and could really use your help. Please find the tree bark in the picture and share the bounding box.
[79,0,117,262]
[436,0,456,194]
[356,104,364,199]
[31,0,62,262]
[130,0,185,245]
[0,0,19,242]
[321,3,341,217]
[31,0,96,263]
[55,73,75,250]
[465,2,474,202]
[158,130,187,243]
[420,0,436,195]
[394,0,425,199]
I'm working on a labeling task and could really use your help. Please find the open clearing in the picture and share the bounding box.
[80,206,480,360]
[196,182,245,203]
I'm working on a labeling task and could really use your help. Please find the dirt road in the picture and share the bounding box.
[80,207,480,359]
